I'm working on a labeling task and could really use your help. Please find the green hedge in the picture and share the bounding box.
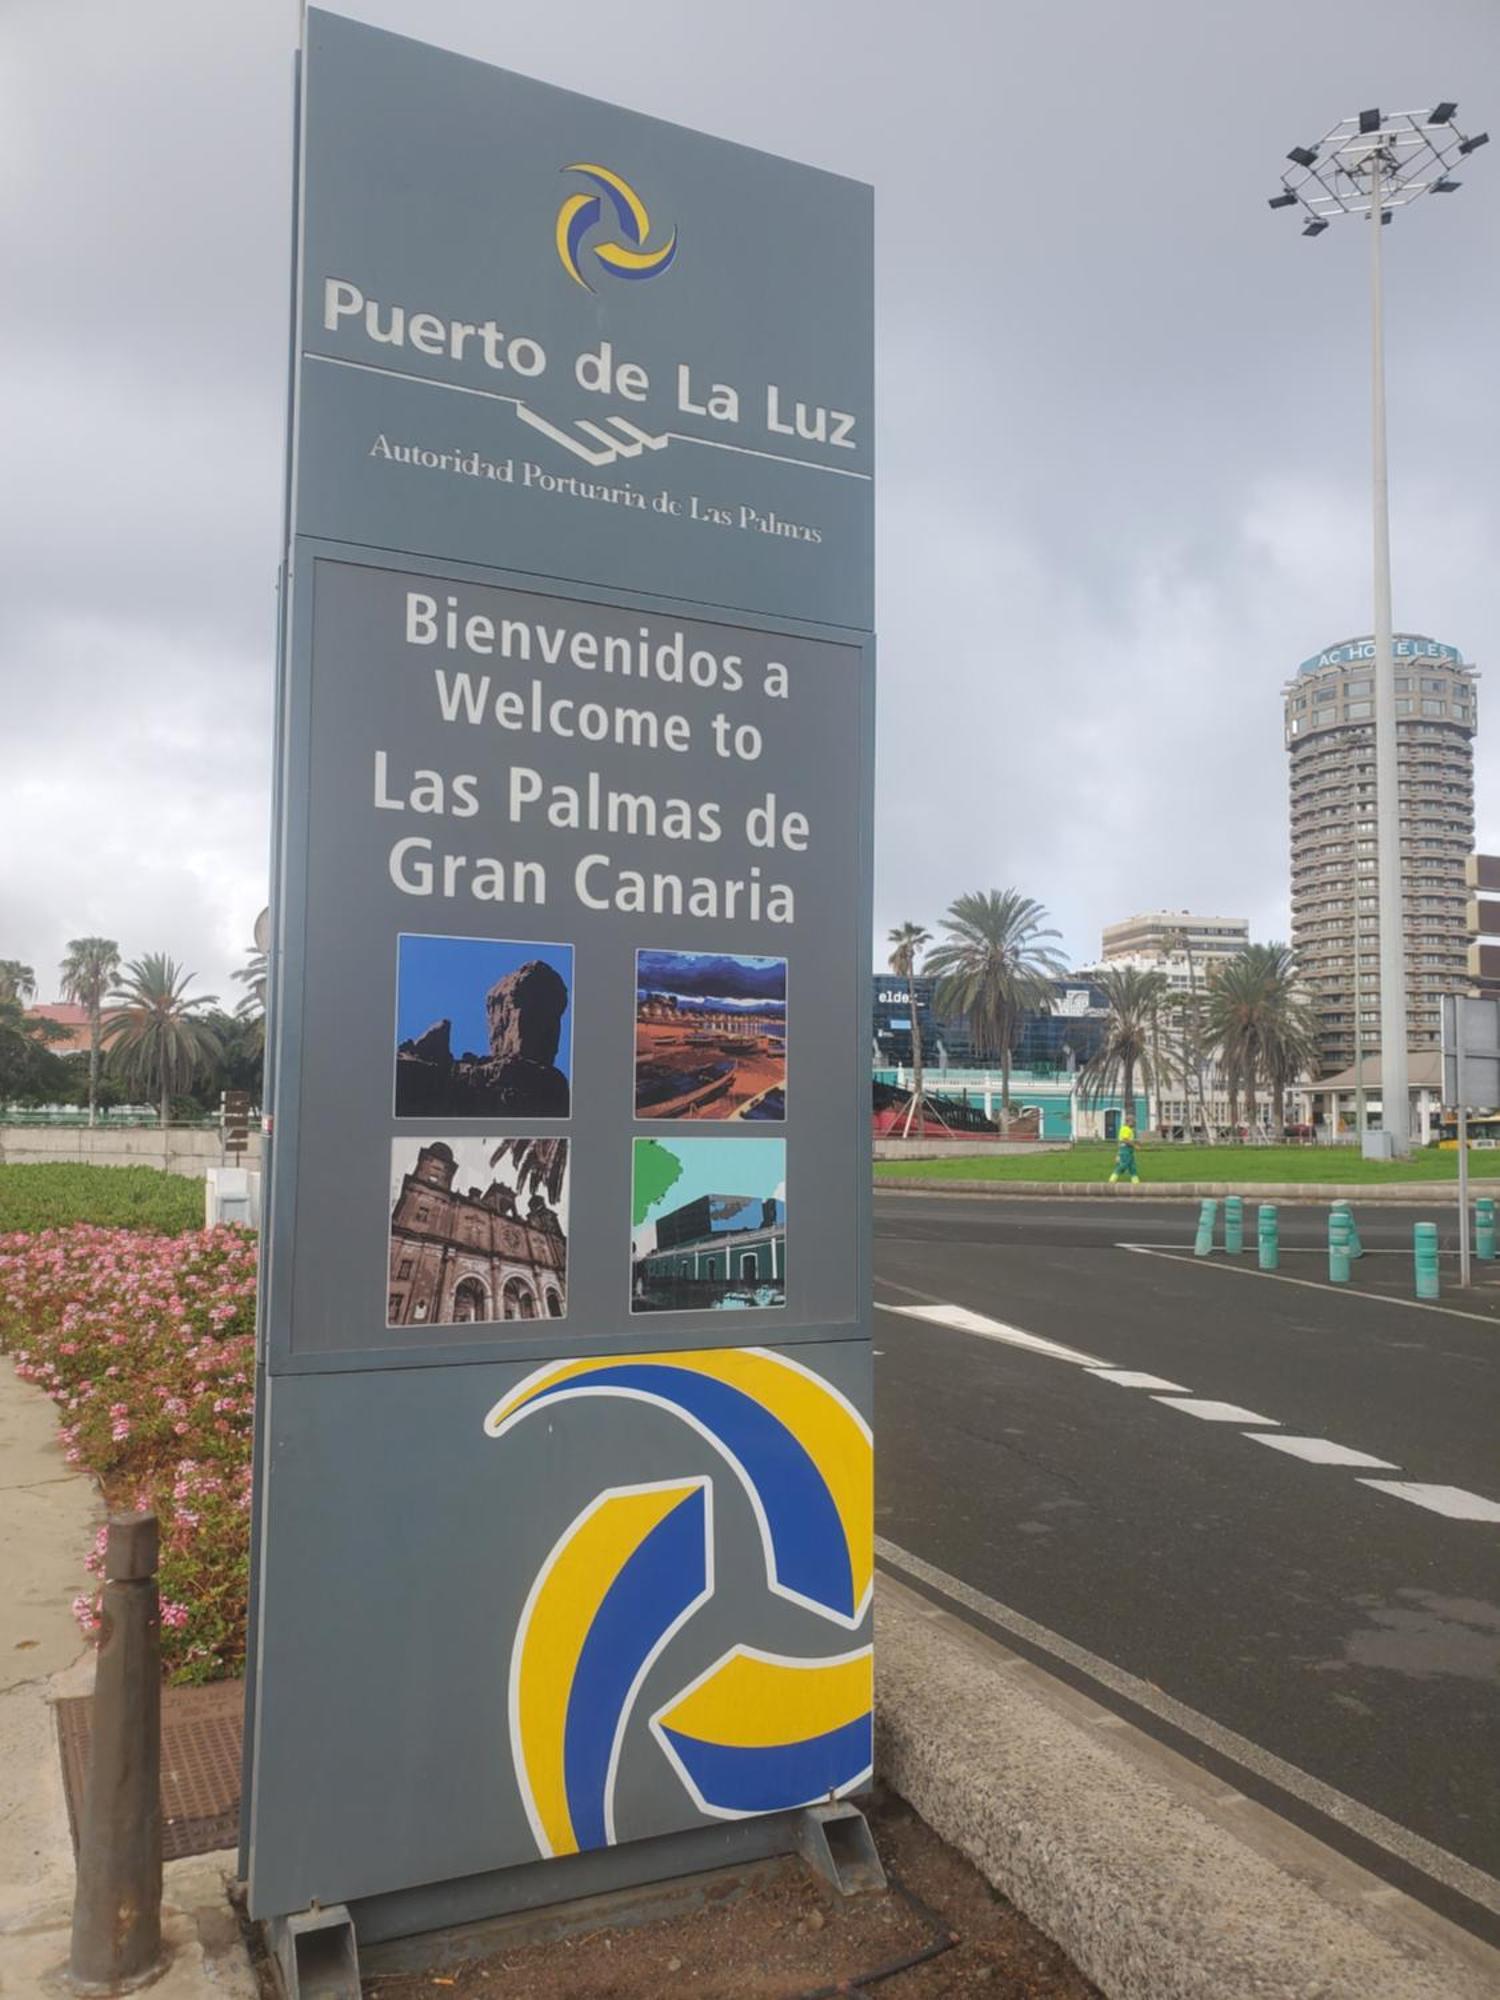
[0,1164,203,1234]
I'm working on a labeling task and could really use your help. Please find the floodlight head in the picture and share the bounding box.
[1288,144,1319,167]
[1358,107,1382,134]
[1432,177,1460,192]
[1459,131,1490,154]
[1428,101,1458,124]
[1303,217,1329,237]
[1268,190,1299,209]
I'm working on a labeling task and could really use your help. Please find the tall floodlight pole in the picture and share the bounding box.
[1271,105,1488,1155]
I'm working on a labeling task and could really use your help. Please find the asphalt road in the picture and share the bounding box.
[873,1191,1500,1940]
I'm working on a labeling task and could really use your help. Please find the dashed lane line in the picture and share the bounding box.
[1247,1436,1398,1469]
[1086,1368,1193,1392]
[881,1302,1105,1367]
[1152,1397,1280,1425]
[1358,1481,1500,1522]
[875,1534,1500,1922]
[1117,1242,1500,1326]
[877,1287,1500,1524]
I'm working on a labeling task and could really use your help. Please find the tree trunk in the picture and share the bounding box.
[160,1071,170,1131]
[88,1004,100,1128]
[1000,1045,1012,1135]
[1122,1055,1135,1133]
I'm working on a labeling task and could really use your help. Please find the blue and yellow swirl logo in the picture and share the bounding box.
[555,164,678,291]
[488,1349,873,1858]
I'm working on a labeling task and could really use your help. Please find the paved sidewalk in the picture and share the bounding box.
[0,1357,256,1996]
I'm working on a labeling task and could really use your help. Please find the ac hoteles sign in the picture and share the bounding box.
[243,9,875,1939]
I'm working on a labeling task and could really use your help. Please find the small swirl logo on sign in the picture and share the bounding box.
[555,164,678,291]
[486,1349,873,1858]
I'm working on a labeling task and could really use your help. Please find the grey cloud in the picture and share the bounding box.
[3,0,1496,996]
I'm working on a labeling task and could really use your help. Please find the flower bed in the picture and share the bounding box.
[0,1224,258,1683]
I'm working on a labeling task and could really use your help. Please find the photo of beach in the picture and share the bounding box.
[634,950,786,1121]
[394,934,572,1119]
[631,1135,786,1313]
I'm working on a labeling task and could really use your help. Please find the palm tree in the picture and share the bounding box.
[0,995,69,1101]
[103,955,221,1129]
[1078,965,1169,1133]
[1203,944,1317,1141]
[887,922,930,1137]
[490,1137,567,1211]
[0,961,36,1004]
[58,936,120,1127]
[233,940,269,1059]
[925,890,1067,1131]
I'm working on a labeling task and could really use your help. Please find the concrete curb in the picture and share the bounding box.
[875,1573,1500,2000]
[875,1176,1475,1204]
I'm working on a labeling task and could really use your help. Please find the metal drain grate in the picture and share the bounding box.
[56,1678,245,1862]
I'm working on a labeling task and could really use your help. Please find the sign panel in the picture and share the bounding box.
[1442,994,1500,1109]
[1296,634,1462,677]
[244,10,873,1926]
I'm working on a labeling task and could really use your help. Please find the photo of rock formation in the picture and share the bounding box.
[634,951,787,1121]
[395,935,573,1119]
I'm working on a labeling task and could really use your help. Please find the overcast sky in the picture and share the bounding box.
[4,0,1497,999]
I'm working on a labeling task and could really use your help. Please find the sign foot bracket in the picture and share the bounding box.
[795,1801,886,1896]
[267,1903,360,1999]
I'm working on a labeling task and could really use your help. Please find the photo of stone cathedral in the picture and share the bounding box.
[387,1136,569,1330]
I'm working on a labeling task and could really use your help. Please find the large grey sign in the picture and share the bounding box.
[246,10,874,1930]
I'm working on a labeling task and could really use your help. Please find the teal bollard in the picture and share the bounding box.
[1333,1200,1363,1259]
[1328,1208,1351,1284]
[1476,1198,1495,1264]
[1193,1198,1218,1257]
[1224,1195,1244,1255]
[1414,1221,1440,1300]
[1258,1203,1279,1271]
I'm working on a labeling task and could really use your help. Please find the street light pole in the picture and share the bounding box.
[1270,104,1488,1159]
[1367,163,1408,1151]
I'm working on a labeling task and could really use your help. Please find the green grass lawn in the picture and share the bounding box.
[875,1144,1500,1186]
[0,1163,206,1233]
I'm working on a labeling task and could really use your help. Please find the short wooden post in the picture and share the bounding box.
[68,1513,163,1994]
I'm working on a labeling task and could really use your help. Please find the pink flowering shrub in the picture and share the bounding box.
[0,1225,258,1684]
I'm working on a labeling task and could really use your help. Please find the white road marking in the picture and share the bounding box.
[1357,1481,1500,1522]
[1120,1242,1424,1256]
[1245,1435,1397,1469]
[875,1536,1500,1919]
[1152,1397,1280,1425]
[1117,1242,1500,1327]
[1087,1368,1192,1392]
[883,1303,1103,1366]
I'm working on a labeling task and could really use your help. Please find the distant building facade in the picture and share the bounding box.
[1285,633,1476,1076]
[638,1193,786,1287]
[1097,913,1250,989]
[872,973,1107,1074]
[1466,854,1500,1000]
[23,1002,112,1056]
[387,1140,565,1327]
